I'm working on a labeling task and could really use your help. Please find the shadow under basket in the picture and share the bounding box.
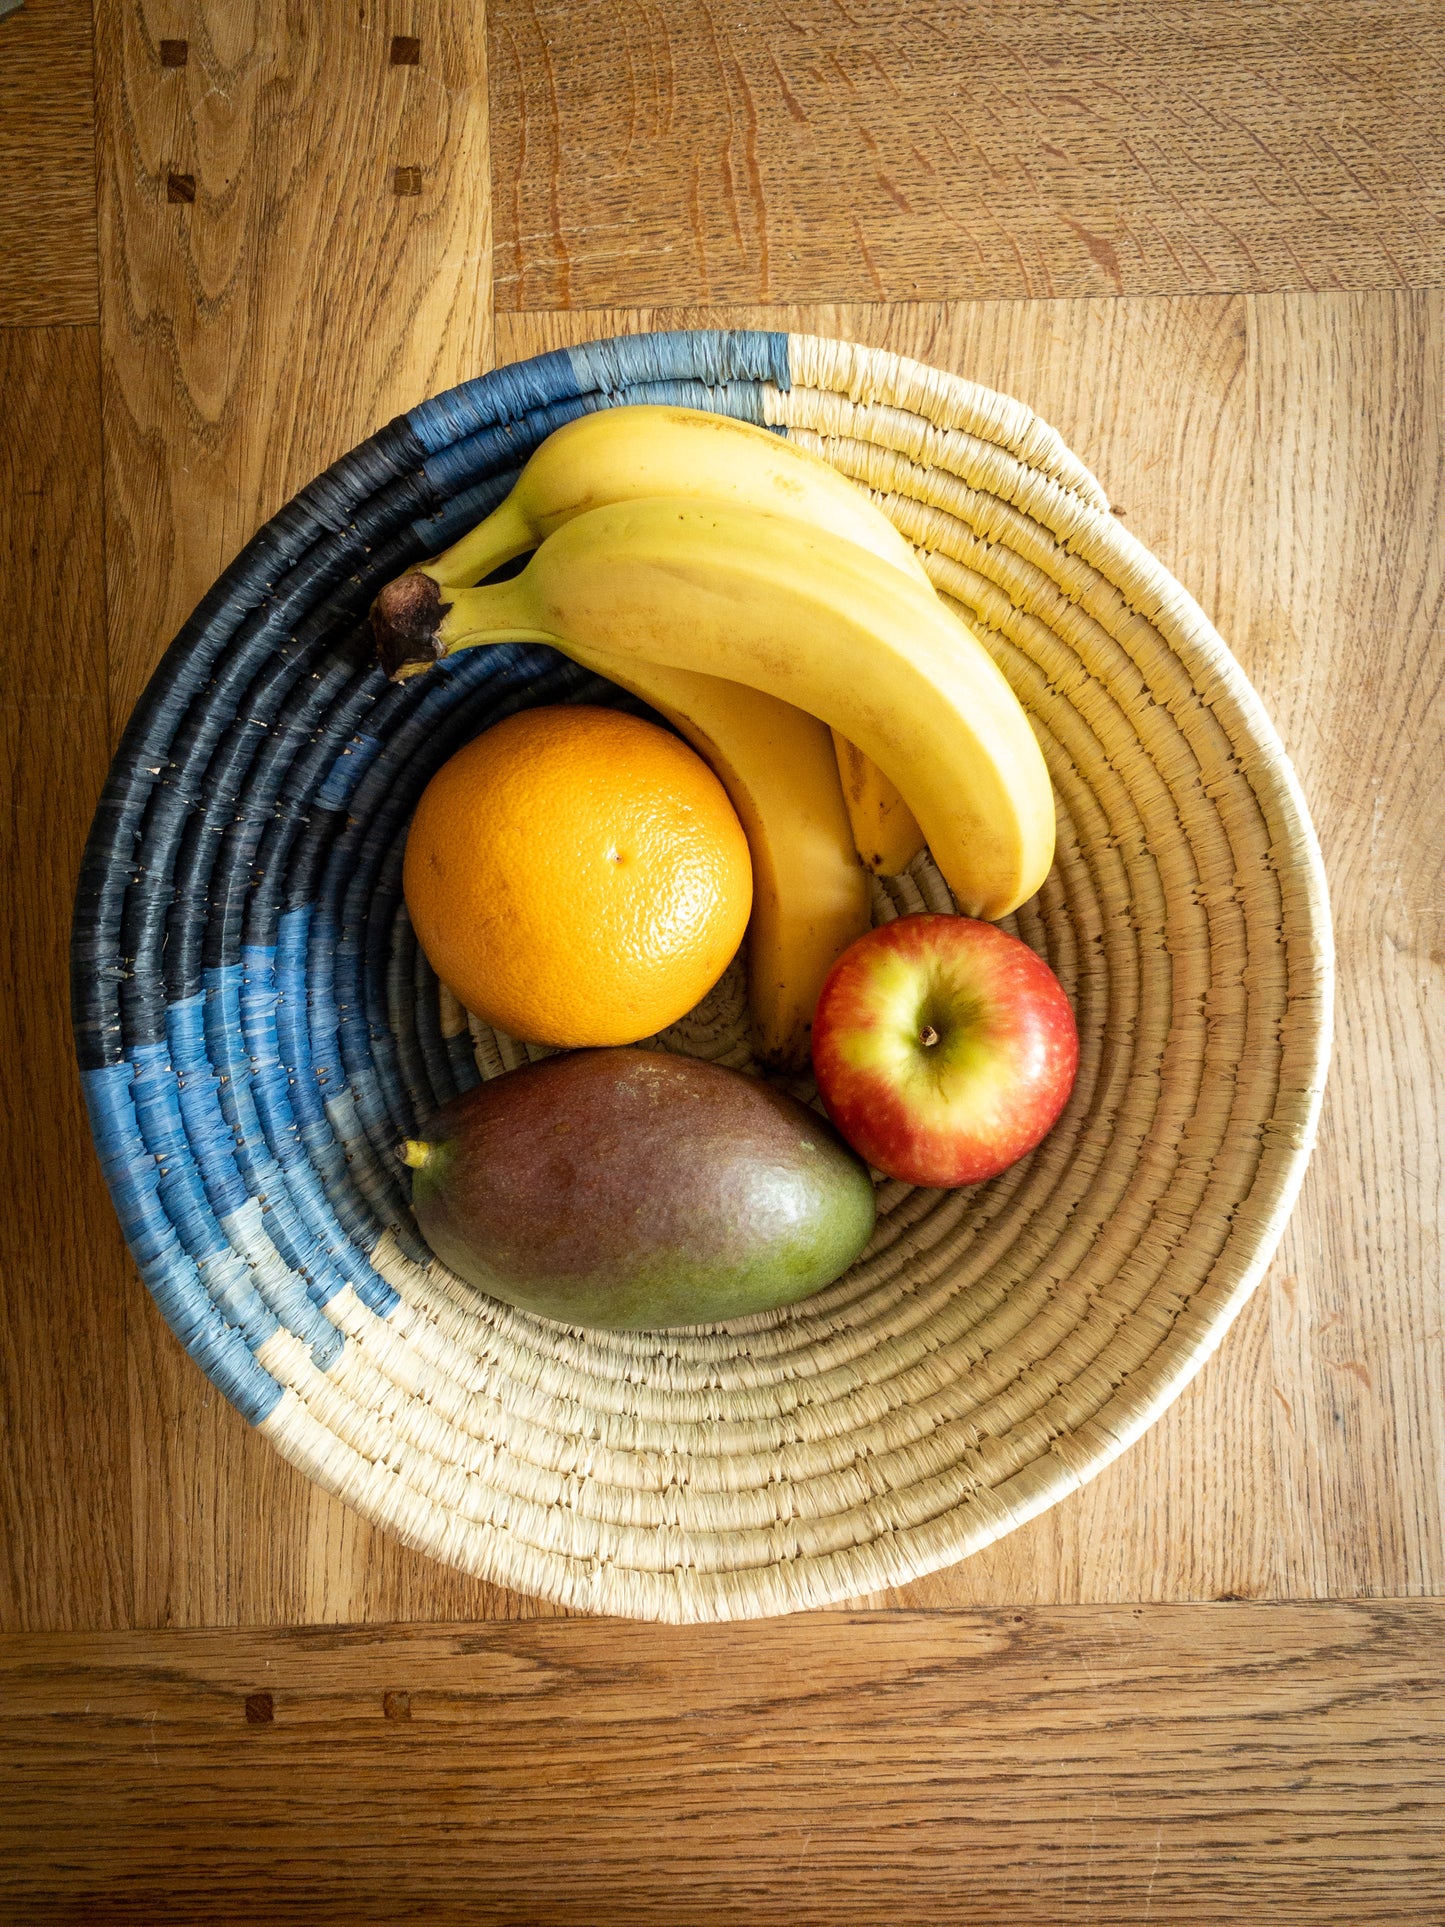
[71,329,1332,1621]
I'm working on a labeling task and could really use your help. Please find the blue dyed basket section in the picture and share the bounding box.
[82,1061,284,1424]
[72,328,792,1427]
[405,329,789,455]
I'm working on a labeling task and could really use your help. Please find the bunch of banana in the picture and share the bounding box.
[373,408,1055,1069]
[389,404,927,878]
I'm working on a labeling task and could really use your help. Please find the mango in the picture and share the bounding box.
[403,1047,876,1329]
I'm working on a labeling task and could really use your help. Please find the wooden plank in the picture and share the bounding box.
[489,0,1445,310]
[55,282,1438,1628]
[85,14,1443,1626]
[96,0,494,725]
[0,0,98,328]
[2,1602,1443,1921]
[497,294,1445,1612]
[1237,289,1445,1602]
[93,1,533,1627]
[0,327,132,1631]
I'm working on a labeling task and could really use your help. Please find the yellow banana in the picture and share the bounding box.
[829,727,926,875]
[380,499,1055,920]
[419,402,931,589]
[405,403,928,875]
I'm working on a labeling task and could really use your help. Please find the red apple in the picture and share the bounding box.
[810,913,1079,1189]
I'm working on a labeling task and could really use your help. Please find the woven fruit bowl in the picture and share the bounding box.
[72,330,1332,1621]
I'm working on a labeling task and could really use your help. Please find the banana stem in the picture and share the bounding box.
[437,579,556,651]
[422,492,537,590]
[372,571,556,680]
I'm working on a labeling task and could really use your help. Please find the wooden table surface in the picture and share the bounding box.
[2,2,1442,1919]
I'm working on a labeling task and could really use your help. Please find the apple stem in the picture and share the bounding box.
[919,1024,939,1047]
[399,1139,432,1169]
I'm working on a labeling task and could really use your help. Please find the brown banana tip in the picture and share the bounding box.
[372,572,451,682]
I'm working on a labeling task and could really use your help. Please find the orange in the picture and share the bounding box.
[403,704,753,1047]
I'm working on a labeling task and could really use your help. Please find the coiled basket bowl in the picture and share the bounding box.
[72,330,1332,1621]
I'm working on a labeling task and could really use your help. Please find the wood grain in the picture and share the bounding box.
[4,2,1442,1908]
[498,295,1445,1613]
[489,0,1445,311]
[97,0,494,725]
[3,1603,1444,1922]
[0,328,132,1630]
[91,1,543,1627]
[0,0,98,327]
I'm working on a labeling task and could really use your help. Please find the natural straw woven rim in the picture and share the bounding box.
[72,330,1333,1620]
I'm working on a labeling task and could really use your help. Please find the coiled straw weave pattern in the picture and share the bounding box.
[72,331,1332,1620]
